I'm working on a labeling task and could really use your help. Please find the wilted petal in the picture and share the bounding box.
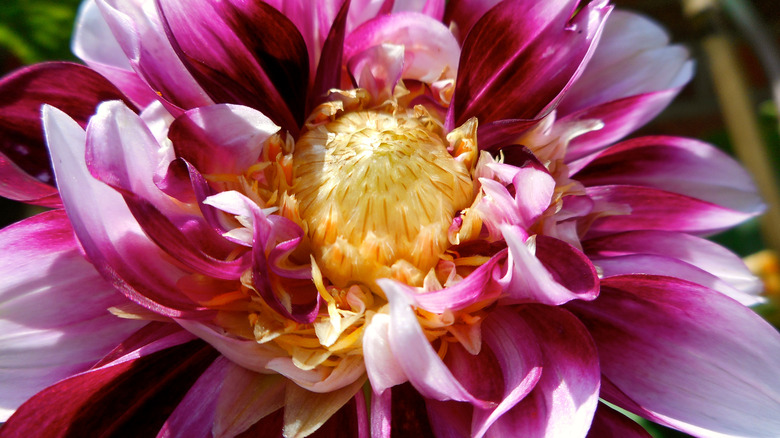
[283,377,366,438]
[569,275,780,437]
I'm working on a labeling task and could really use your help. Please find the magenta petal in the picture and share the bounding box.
[587,403,652,438]
[157,0,308,135]
[569,275,780,437]
[169,104,280,175]
[584,230,762,295]
[585,185,760,236]
[574,136,764,215]
[0,62,132,205]
[0,210,145,419]
[501,228,599,305]
[370,389,392,438]
[444,0,502,43]
[157,356,229,438]
[310,0,351,109]
[1,339,218,437]
[380,279,492,408]
[487,305,600,437]
[450,0,610,127]
[44,105,207,317]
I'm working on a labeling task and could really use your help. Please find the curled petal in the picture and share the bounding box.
[345,12,460,83]
[500,227,599,305]
[364,313,408,394]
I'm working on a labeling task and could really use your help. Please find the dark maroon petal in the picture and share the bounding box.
[0,62,133,205]
[94,321,195,368]
[125,195,250,280]
[310,0,351,111]
[587,402,652,438]
[1,339,218,437]
[449,0,609,128]
[476,119,540,151]
[585,185,759,236]
[392,383,436,436]
[157,0,309,136]
[443,0,502,43]
[0,152,59,206]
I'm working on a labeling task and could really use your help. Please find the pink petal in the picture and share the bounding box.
[584,230,763,295]
[72,0,159,108]
[0,62,133,207]
[0,210,144,420]
[96,0,214,110]
[44,105,206,317]
[169,104,280,175]
[559,10,693,115]
[585,185,760,236]
[500,227,599,305]
[158,0,308,135]
[370,389,392,438]
[574,136,764,216]
[364,314,408,394]
[569,275,780,437]
[450,0,610,127]
[345,12,460,84]
[347,43,405,104]
[380,279,492,408]
[486,305,600,437]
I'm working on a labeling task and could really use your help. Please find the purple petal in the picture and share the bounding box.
[213,365,286,437]
[487,305,600,437]
[450,0,610,127]
[157,356,229,438]
[587,403,652,438]
[568,275,780,437]
[573,136,764,216]
[585,185,760,236]
[0,62,133,205]
[412,251,505,313]
[310,0,351,109]
[95,0,213,110]
[0,210,145,420]
[169,104,280,175]
[443,0,502,43]
[380,279,493,408]
[563,89,685,163]
[584,230,762,295]
[345,12,460,84]
[370,389,392,438]
[72,0,159,109]
[1,338,218,437]
[157,0,308,135]
[500,228,599,305]
[44,105,207,317]
[470,308,544,437]
[559,10,693,116]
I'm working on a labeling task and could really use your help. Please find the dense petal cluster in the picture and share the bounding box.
[1,0,779,437]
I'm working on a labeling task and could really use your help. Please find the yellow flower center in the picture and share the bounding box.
[292,110,474,290]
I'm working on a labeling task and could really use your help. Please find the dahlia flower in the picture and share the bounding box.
[1,0,779,436]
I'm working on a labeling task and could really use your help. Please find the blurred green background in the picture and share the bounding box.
[0,1,778,437]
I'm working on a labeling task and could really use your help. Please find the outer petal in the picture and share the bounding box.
[0,62,133,206]
[585,185,759,236]
[213,366,286,438]
[586,403,652,438]
[157,0,308,135]
[72,0,159,108]
[344,12,460,83]
[44,105,205,317]
[568,275,780,437]
[486,305,600,438]
[1,339,218,436]
[583,230,763,295]
[450,0,610,128]
[573,136,764,216]
[96,0,214,110]
[0,210,145,420]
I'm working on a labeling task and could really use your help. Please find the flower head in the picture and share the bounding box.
[1,0,779,437]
